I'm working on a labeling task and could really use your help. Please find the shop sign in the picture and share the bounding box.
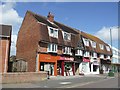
[60,57,74,61]
[83,58,90,62]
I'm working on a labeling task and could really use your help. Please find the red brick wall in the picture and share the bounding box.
[16,11,41,72]
[1,72,47,84]
[0,39,10,73]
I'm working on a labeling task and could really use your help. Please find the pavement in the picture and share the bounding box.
[2,73,119,88]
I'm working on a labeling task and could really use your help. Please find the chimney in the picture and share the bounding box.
[47,12,54,22]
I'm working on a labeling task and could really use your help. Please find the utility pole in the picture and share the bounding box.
[110,28,112,47]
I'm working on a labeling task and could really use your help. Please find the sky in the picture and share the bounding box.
[0,1,119,56]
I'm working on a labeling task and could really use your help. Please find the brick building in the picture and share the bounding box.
[0,25,12,73]
[16,11,112,76]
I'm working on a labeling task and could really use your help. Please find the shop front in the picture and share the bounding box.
[79,58,90,75]
[38,54,60,76]
[57,57,75,76]
[90,58,99,74]
[100,59,111,73]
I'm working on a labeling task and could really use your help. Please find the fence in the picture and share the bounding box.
[12,59,28,72]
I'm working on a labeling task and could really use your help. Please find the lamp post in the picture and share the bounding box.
[110,28,112,47]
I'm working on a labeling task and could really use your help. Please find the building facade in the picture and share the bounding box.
[111,46,120,72]
[16,11,112,76]
[0,25,12,73]
[79,32,112,74]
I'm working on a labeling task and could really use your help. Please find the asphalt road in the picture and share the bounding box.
[2,75,119,88]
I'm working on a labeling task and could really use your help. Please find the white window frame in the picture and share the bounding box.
[90,40,96,48]
[100,54,104,59]
[92,52,97,58]
[106,46,110,51]
[62,31,71,41]
[99,44,104,50]
[75,49,83,56]
[83,38,89,46]
[63,47,72,55]
[48,26,58,38]
[84,51,90,57]
[47,43,57,53]
[106,56,110,59]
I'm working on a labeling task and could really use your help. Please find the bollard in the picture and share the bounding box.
[47,71,50,79]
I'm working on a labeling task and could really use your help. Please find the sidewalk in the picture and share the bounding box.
[49,74,113,80]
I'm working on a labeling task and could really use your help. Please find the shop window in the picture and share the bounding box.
[47,43,57,53]
[48,26,58,38]
[62,31,71,41]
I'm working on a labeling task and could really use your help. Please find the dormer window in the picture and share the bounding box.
[62,31,71,41]
[48,26,58,38]
[99,44,104,50]
[83,38,89,46]
[90,40,96,48]
[106,46,110,51]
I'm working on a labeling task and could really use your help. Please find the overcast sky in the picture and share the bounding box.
[0,1,119,56]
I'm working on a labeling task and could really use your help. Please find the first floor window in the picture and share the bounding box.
[63,47,71,55]
[47,43,57,53]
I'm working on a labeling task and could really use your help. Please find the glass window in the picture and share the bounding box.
[83,38,89,46]
[62,31,71,41]
[106,46,110,51]
[47,43,57,53]
[99,44,104,50]
[48,26,58,38]
[63,47,71,55]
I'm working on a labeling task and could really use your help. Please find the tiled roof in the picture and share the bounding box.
[81,31,112,55]
[27,10,79,48]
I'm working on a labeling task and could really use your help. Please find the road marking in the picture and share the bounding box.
[59,82,71,85]
[58,77,115,88]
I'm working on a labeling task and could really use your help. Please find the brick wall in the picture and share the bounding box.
[1,72,47,84]
[16,11,41,72]
[0,39,10,73]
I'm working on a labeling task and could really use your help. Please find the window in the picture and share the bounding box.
[63,47,72,55]
[100,54,104,58]
[47,43,57,53]
[90,40,96,48]
[84,51,90,57]
[83,38,89,46]
[107,56,110,59]
[92,52,97,58]
[106,46,110,51]
[62,31,71,41]
[48,26,58,38]
[99,44,104,50]
[75,50,83,56]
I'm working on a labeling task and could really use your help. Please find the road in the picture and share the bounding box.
[2,75,119,88]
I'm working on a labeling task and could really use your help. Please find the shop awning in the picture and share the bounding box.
[83,58,90,62]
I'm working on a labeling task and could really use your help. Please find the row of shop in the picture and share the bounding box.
[37,53,111,76]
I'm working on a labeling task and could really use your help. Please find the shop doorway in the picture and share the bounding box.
[40,62,54,75]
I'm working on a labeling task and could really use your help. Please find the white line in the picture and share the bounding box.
[59,82,71,85]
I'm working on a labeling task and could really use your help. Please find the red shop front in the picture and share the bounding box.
[57,57,75,76]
